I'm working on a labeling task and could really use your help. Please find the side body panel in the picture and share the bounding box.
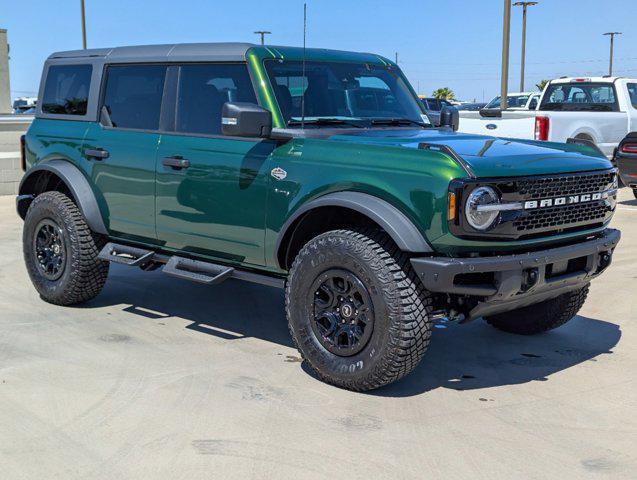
[82,123,160,243]
[24,118,89,171]
[264,138,466,270]
[155,134,275,267]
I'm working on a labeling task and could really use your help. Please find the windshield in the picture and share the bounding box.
[540,83,618,111]
[485,94,531,109]
[264,60,430,127]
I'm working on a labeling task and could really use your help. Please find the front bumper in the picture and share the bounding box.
[411,228,620,321]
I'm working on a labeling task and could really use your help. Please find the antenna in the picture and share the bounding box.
[301,3,307,129]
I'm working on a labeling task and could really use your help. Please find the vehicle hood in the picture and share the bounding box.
[328,128,612,178]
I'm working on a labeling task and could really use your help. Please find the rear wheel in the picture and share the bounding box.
[286,228,433,391]
[23,191,109,305]
[633,188,637,200]
[484,286,589,335]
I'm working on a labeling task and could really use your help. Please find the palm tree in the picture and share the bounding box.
[535,79,549,92]
[432,87,455,101]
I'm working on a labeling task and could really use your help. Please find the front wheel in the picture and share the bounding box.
[484,286,589,335]
[286,229,433,391]
[23,191,109,305]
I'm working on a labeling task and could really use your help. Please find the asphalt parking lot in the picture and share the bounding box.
[0,190,635,479]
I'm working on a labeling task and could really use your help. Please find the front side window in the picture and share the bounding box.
[540,83,618,111]
[42,64,92,115]
[176,64,257,135]
[102,65,167,130]
[264,60,428,127]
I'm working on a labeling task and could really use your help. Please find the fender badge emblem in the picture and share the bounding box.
[271,167,287,180]
[486,124,497,130]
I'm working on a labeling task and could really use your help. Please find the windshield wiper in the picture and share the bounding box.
[370,118,428,127]
[288,118,365,128]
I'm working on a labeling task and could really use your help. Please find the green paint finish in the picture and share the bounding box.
[155,133,276,266]
[83,123,159,243]
[25,118,89,171]
[264,137,465,269]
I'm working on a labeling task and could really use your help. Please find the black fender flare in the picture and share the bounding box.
[18,160,107,235]
[275,191,433,267]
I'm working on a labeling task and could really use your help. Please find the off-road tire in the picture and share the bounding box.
[23,191,109,305]
[484,285,589,335]
[286,228,433,391]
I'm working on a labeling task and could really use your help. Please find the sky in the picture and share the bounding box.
[3,0,637,102]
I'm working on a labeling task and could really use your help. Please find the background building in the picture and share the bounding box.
[0,29,10,114]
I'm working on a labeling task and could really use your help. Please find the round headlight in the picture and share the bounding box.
[465,186,500,231]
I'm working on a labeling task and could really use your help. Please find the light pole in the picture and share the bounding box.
[254,31,271,45]
[80,0,87,49]
[500,0,512,110]
[603,32,622,76]
[513,2,538,92]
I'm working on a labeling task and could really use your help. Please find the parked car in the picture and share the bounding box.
[12,97,37,114]
[613,132,637,198]
[457,102,487,111]
[17,43,620,391]
[481,92,540,113]
[460,77,637,158]
[419,96,453,126]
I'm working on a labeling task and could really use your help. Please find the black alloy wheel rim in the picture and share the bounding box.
[33,219,66,281]
[310,269,375,357]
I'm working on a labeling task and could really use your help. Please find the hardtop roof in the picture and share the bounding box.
[48,42,256,61]
[47,43,391,65]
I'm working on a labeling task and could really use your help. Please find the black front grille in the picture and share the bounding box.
[449,168,617,240]
[513,202,611,232]
[517,171,615,199]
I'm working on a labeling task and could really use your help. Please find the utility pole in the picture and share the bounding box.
[603,32,622,76]
[254,31,271,45]
[395,52,398,64]
[80,0,87,49]
[500,0,512,110]
[513,2,538,91]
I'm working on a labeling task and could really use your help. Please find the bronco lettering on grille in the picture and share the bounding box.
[523,192,603,210]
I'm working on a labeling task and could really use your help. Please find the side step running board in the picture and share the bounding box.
[163,256,234,285]
[98,242,154,266]
[98,242,285,289]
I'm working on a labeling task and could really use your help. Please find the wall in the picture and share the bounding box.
[0,125,26,195]
[0,29,10,114]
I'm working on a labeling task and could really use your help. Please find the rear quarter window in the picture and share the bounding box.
[627,83,637,109]
[41,64,92,115]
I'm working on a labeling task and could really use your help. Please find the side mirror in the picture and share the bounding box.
[440,106,459,131]
[221,102,272,138]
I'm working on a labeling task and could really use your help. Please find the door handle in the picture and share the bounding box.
[84,148,110,160]
[162,156,190,169]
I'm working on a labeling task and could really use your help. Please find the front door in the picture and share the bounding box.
[83,64,168,243]
[155,63,275,267]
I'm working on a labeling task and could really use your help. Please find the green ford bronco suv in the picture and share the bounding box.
[17,43,620,391]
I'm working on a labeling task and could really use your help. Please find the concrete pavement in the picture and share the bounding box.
[0,190,635,479]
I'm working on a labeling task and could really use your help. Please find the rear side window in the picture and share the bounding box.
[176,64,257,135]
[102,65,167,130]
[628,83,637,109]
[42,64,92,115]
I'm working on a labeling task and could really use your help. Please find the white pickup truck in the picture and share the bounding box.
[459,77,637,158]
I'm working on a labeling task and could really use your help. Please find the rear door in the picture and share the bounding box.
[155,63,275,267]
[82,64,168,243]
